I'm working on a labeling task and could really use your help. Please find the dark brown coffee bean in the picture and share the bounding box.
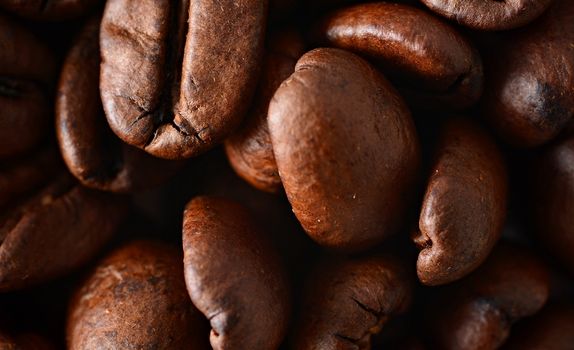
[57,16,183,193]
[502,304,574,350]
[100,0,267,160]
[421,0,553,31]
[530,132,574,272]
[429,243,549,350]
[290,253,413,349]
[224,33,302,194]
[482,0,573,147]
[268,48,420,252]
[183,196,291,350]
[0,331,54,350]
[413,118,507,286]
[67,240,209,350]
[315,2,483,110]
[0,14,56,159]
[0,175,128,291]
[0,0,101,21]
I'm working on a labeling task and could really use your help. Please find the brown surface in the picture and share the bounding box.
[482,0,574,147]
[57,16,182,193]
[290,253,413,349]
[413,118,507,286]
[67,240,208,349]
[0,14,56,159]
[502,304,574,350]
[530,132,574,272]
[100,0,267,160]
[430,243,550,350]
[315,2,483,110]
[421,0,553,31]
[183,196,291,350]
[268,47,420,252]
[224,52,297,193]
[0,0,101,21]
[0,175,128,291]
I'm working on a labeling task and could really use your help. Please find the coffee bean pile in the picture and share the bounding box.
[0,0,573,349]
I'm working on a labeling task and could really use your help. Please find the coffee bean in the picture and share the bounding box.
[421,0,553,31]
[268,47,420,252]
[0,14,56,159]
[67,240,209,349]
[482,0,574,147]
[413,118,507,286]
[57,15,183,193]
[100,0,267,160]
[290,253,413,349]
[314,2,483,110]
[428,243,549,350]
[182,196,291,350]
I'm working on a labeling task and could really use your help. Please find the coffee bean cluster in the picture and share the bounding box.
[0,0,573,349]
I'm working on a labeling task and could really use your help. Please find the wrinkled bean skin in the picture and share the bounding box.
[0,0,101,21]
[0,14,56,159]
[315,3,483,111]
[421,0,553,31]
[100,0,267,160]
[183,196,291,350]
[0,331,55,350]
[290,254,413,350]
[67,241,209,350]
[482,0,574,148]
[430,244,549,350]
[268,48,420,252]
[530,132,574,272]
[502,304,574,350]
[224,46,299,193]
[57,16,182,193]
[0,176,128,291]
[413,118,507,286]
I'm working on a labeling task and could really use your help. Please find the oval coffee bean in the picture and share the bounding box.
[290,253,413,349]
[0,0,101,21]
[100,0,267,160]
[183,196,291,350]
[530,132,574,272]
[502,304,574,350]
[429,243,549,350]
[0,175,128,291]
[0,14,56,159]
[413,118,507,286]
[57,16,182,193]
[482,0,574,147]
[224,35,301,194]
[421,0,553,31]
[268,48,420,251]
[315,2,483,110]
[68,240,208,349]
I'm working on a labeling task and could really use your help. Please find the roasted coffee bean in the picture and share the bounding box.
[67,240,209,349]
[183,196,291,350]
[0,175,127,291]
[290,253,413,349]
[0,330,54,350]
[502,304,574,350]
[0,148,59,209]
[0,0,101,21]
[420,0,553,31]
[429,243,549,350]
[268,48,420,252]
[413,118,507,286]
[100,0,267,160]
[482,0,574,147]
[224,32,303,194]
[0,14,56,159]
[530,131,574,272]
[315,2,483,110]
[57,16,182,193]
